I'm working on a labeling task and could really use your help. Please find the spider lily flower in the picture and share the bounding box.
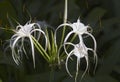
[55,19,95,47]
[63,19,97,61]
[64,35,97,79]
[10,21,48,68]
[59,19,97,80]
[57,19,95,45]
[55,18,97,57]
[57,19,97,55]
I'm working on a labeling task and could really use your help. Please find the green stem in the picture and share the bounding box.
[49,67,55,82]
[59,0,68,49]
[31,36,50,62]
[64,0,68,23]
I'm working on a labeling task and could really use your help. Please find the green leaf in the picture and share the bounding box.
[0,79,2,82]
[32,36,50,62]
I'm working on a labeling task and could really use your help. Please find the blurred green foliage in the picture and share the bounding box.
[0,0,120,82]
[0,79,2,82]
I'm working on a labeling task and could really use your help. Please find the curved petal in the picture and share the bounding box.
[10,34,18,47]
[63,42,75,56]
[21,38,28,59]
[87,26,93,33]
[75,57,80,82]
[32,23,41,40]
[16,25,23,31]
[10,34,19,40]
[31,29,48,50]
[88,48,97,73]
[65,50,74,77]
[87,48,97,63]
[64,31,74,43]
[29,35,35,68]
[11,36,21,65]
[84,32,97,51]
[54,23,73,45]
[81,55,89,79]
[33,23,41,29]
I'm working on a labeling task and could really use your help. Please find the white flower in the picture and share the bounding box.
[64,35,97,79]
[59,19,97,80]
[10,21,47,67]
[61,19,95,46]
[55,19,95,49]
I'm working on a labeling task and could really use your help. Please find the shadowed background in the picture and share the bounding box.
[0,0,120,82]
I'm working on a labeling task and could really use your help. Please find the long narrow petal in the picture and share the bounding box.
[54,23,72,45]
[31,29,48,50]
[75,57,80,82]
[88,48,97,63]
[10,34,20,44]
[32,24,41,40]
[21,38,28,59]
[81,55,89,79]
[88,48,98,74]
[29,35,35,68]
[34,23,41,29]
[85,32,97,51]
[34,23,41,40]
[11,36,21,65]
[64,42,75,56]
[64,31,74,43]
[65,50,74,77]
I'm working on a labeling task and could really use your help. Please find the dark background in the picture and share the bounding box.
[0,0,120,82]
